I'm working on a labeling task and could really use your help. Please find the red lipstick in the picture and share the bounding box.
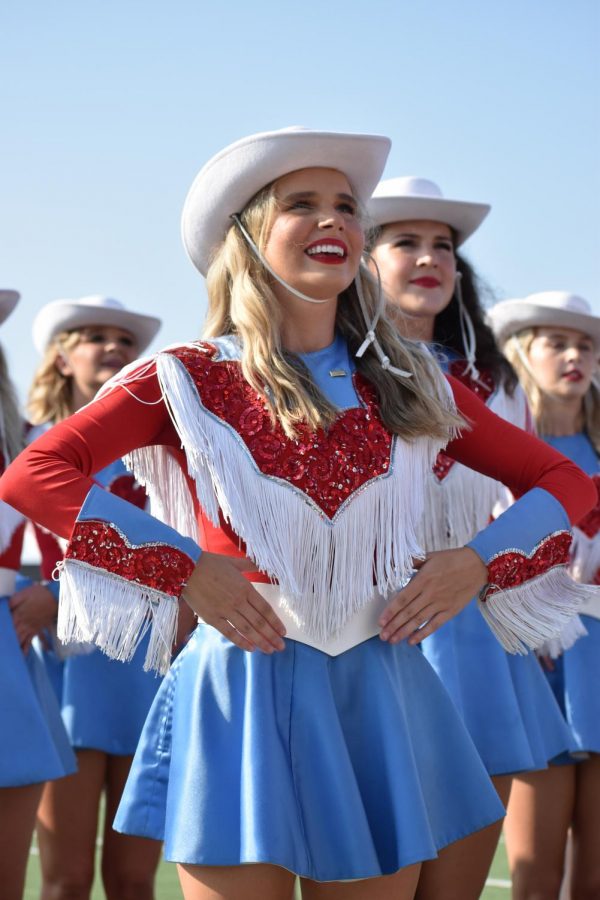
[410,276,441,288]
[305,238,348,265]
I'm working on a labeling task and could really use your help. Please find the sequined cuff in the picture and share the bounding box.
[56,485,200,674]
[65,520,195,598]
[473,528,599,656]
[480,531,572,599]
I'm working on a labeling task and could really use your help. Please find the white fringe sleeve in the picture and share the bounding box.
[56,486,200,674]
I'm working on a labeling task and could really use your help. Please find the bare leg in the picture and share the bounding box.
[0,783,43,900]
[301,863,421,899]
[101,753,162,900]
[37,749,106,900]
[177,863,296,900]
[504,765,575,900]
[570,754,600,899]
[413,773,511,900]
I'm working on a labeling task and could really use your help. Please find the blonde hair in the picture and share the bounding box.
[504,329,600,454]
[204,182,464,441]
[28,331,82,425]
[0,345,24,462]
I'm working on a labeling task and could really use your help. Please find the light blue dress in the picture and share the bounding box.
[543,433,600,754]
[114,336,504,878]
[421,352,575,774]
[1,572,76,786]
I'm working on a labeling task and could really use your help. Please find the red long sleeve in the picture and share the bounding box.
[0,363,180,539]
[445,375,595,524]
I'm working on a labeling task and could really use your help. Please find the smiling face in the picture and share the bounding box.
[56,324,139,404]
[369,220,456,332]
[526,326,598,401]
[262,167,365,306]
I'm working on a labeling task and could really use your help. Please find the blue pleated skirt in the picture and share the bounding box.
[421,598,575,775]
[545,615,600,754]
[46,631,163,756]
[115,624,504,882]
[0,597,76,787]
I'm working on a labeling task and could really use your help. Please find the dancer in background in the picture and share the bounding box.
[0,288,76,900]
[367,179,577,900]
[0,128,597,900]
[24,295,166,900]
[491,291,600,900]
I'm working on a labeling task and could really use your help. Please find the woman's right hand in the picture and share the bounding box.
[183,552,287,653]
[9,584,57,653]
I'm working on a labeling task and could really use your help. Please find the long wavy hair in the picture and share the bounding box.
[0,346,24,462]
[504,329,600,453]
[203,182,464,441]
[27,331,81,425]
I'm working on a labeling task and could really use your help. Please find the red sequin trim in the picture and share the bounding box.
[168,344,393,520]
[66,520,195,597]
[483,531,572,597]
[576,474,600,539]
[107,474,147,510]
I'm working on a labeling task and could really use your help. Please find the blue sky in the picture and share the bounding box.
[2,0,599,402]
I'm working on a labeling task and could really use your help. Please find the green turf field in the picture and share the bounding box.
[24,836,511,898]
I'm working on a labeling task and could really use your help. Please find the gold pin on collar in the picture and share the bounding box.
[329,369,347,378]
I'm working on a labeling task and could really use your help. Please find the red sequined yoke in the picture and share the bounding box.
[168,344,393,521]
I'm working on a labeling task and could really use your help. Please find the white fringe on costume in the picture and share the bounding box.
[62,345,594,666]
[123,446,199,542]
[57,560,177,675]
[535,615,589,659]
[151,351,445,641]
[479,565,595,655]
[419,384,529,551]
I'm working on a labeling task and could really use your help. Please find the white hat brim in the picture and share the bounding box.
[367,196,490,247]
[32,301,162,355]
[182,127,391,275]
[489,300,600,348]
[0,290,20,327]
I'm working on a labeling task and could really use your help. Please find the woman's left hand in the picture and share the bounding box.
[379,547,488,645]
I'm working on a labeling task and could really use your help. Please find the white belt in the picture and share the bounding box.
[254,583,387,655]
[0,567,17,596]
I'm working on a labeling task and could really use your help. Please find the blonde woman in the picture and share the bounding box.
[491,292,600,900]
[0,128,597,900]
[26,295,164,900]
[366,179,576,900]
[0,288,76,900]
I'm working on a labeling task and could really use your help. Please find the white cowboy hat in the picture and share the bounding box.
[181,125,391,276]
[0,290,20,327]
[32,295,162,355]
[488,292,600,348]
[367,176,490,247]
